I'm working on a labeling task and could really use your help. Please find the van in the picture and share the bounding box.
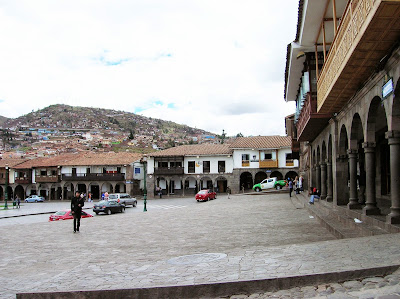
[108,193,137,207]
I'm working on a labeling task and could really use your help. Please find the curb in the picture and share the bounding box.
[16,265,400,299]
[0,207,94,219]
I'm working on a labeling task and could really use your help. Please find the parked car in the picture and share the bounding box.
[252,177,287,192]
[195,189,217,202]
[25,195,45,203]
[49,209,93,221]
[93,200,125,215]
[108,193,137,207]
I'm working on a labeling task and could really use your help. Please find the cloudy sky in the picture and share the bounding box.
[0,0,298,136]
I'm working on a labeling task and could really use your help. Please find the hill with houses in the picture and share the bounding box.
[0,104,220,158]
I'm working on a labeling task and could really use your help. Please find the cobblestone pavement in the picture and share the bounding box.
[225,268,400,298]
[1,193,400,298]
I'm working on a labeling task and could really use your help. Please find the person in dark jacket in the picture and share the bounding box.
[71,191,85,233]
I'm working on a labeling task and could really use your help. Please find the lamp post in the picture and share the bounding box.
[143,156,147,212]
[4,165,9,210]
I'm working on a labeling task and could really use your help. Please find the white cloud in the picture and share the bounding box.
[0,0,298,136]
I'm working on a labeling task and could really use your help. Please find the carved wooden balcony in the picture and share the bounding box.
[317,0,400,114]
[296,92,330,142]
[259,160,278,168]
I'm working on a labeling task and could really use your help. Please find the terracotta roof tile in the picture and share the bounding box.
[229,136,292,149]
[0,158,27,168]
[148,144,232,157]
[61,152,142,166]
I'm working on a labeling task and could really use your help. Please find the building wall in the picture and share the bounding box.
[184,156,233,174]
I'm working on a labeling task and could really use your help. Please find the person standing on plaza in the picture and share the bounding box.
[71,191,84,233]
[16,195,21,209]
[288,178,293,197]
[104,191,109,201]
[298,175,303,192]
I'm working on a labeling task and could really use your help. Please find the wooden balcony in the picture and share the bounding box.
[154,167,184,175]
[242,161,250,167]
[286,160,295,167]
[296,92,331,142]
[317,0,400,114]
[259,160,278,168]
[15,178,31,184]
[35,175,60,183]
[62,173,125,181]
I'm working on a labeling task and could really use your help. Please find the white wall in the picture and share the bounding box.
[278,148,299,168]
[133,162,144,180]
[233,149,261,169]
[184,156,233,174]
[147,157,155,174]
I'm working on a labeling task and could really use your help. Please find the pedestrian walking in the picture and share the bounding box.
[71,191,85,233]
[16,195,21,209]
[104,191,109,201]
[88,193,92,202]
[288,178,293,197]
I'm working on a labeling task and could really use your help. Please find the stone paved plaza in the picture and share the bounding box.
[1,193,400,298]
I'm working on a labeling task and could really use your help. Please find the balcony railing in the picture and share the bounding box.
[35,175,60,183]
[259,160,278,168]
[242,160,250,167]
[154,167,184,175]
[296,92,330,141]
[296,92,316,138]
[286,160,295,167]
[15,178,31,184]
[62,173,125,181]
[317,0,400,114]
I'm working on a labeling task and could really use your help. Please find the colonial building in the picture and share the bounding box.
[146,144,234,198]
[0,152,143,200]
[230,136,299,192]
[285,0,400,223]
[145,136,299,197]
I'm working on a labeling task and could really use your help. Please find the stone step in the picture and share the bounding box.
[295,193,389,239]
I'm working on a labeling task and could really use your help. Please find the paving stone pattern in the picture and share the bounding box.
[1,194,400,298]
[225,268,400,298]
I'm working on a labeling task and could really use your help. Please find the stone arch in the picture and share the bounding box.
[239,172,253,191]
[200,176,213,190]
[115,182,126,193]
[285,171,298,181]
[184,176,198,194]
[254,171,268,184]
[270,171,283,181]
[89,182,101,199]
[14,185,25,200]
[336,125,349,205]
[350,113,364,150]
[215,176,228,193]
[339,125,349,155]
[391,79,400,131]
[322,141,327,162]
[366,96,390,198]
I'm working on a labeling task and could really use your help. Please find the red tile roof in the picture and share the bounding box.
[148,144,232,157]
[229,136,292,149]
[13,152,142,168]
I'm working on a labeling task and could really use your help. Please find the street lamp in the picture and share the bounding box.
[143,155,147,212]
[4,164,9,210]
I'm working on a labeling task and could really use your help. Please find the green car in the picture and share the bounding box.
[253,177,287,192]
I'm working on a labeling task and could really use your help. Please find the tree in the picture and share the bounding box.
[128,129,135,140]
[236,132,244,137]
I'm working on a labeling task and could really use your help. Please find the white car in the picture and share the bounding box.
[25,195,45,202]
[108,193,137,207]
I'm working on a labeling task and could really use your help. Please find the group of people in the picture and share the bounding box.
[288,175,304,197]
[12,195,21,209]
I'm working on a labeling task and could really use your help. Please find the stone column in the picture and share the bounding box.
[316,164,321,192]
[326,160,333,202]
[320,163,327,200]
[386,131,400,224]
[347,149,361,209]
[362,142,380,215]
